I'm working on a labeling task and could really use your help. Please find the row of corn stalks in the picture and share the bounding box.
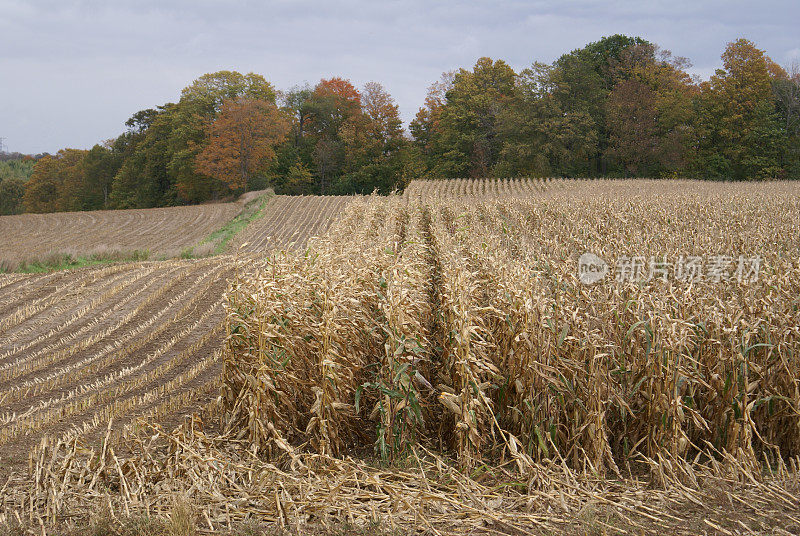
[221,185,800,475]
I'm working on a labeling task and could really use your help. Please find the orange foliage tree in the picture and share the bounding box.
[362,81,403,149]
[315,77,362,107]
[195,97,290,192]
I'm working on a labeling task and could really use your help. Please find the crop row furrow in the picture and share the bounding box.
[0,295,224,426]
[0,263,131,336]
[0,266,146,351]
[0,305,223,444]
[0,263,197,379]
[0,264,172,362]
[57,346,222,445]
[0,261,226,387]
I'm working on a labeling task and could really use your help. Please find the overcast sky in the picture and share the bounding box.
[1,0,798,155]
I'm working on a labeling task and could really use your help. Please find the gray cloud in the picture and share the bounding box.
[1,0,797,153]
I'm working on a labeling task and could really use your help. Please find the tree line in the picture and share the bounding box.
[2,35,798,215]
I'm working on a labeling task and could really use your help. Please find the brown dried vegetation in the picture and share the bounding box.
[2,180,800,535]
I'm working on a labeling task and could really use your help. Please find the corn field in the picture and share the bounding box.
[225,180,800,470]
[218,179,800,532]
[2,180,800,535]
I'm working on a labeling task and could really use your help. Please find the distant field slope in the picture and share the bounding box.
[233,195,354,253]
[0,190,268,268]
[404,177,551,197]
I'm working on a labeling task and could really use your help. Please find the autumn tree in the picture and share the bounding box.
[269,78,407,194]
[0,158,33,215]
[265,86,314,194]
[82,143,122,208]
[771,64,800,177]
[0,158,34,182]
[315,77,362,108]
[549,35,652,174]
[283,162,314,194]
[311,136,343,193]
[23,156,60,213]
[111,71,279,207]
[282,85,315,156]
[773,65,800,136]
[176,72,278,200]
[496,63,597,177]
[362,81,404,150]
[23,149,88,213]
[427,58,517,177]
[695,39,784,179]
[409,72,455,177]
[605,79,659,175]
[195,97,290,192]
[604,45,696,176]
[180,71,277,116]
[304,78,362,192]
[336,82,407,193]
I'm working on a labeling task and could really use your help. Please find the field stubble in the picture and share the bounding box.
[0,190,270,271]
[0,194,348,518]
[3,181,800,535]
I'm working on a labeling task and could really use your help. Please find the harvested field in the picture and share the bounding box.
[233,195,353,253]
[0,258,230,471]
[0,194,348,482]
[3,181,800,535]
[0,190,268,268]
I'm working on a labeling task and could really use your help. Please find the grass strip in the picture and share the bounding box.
[186,191,274,257]
[2,250,150,274]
